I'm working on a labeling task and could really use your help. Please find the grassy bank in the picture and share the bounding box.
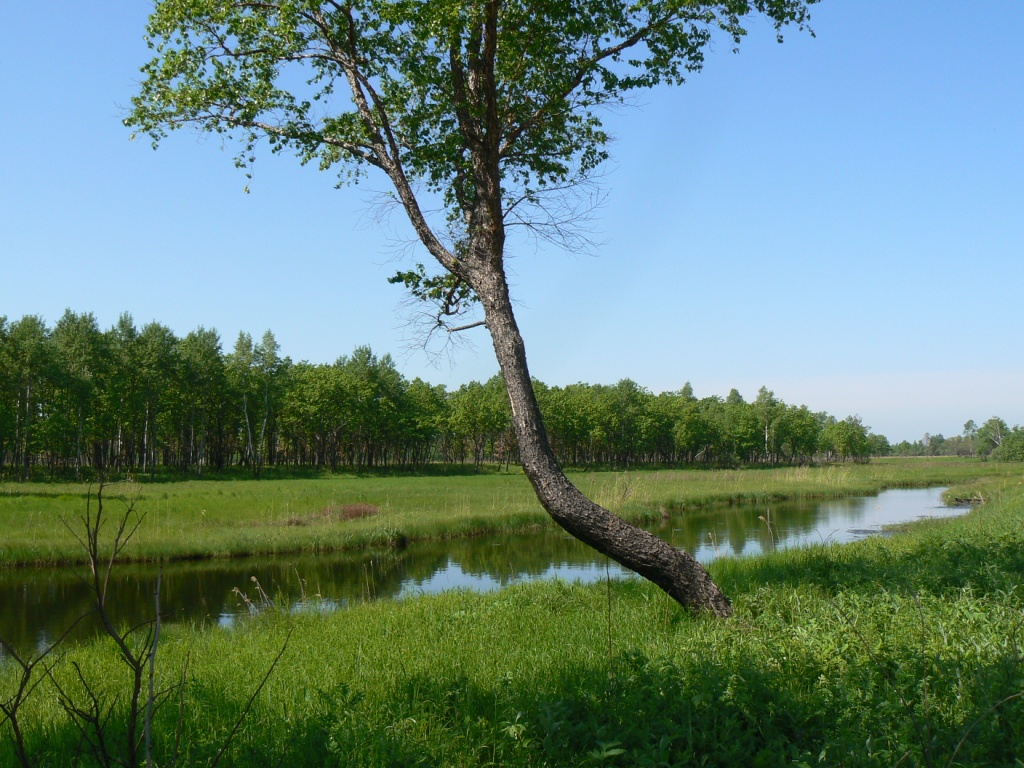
[0,458,1015,566]
[4,469,1024,766]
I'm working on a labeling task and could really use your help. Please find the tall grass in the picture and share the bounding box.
[4,465,1024,766]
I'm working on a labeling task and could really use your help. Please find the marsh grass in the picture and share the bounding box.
[5,467,1024,766]
[0,458,1014,566]
[6,489,1024,765]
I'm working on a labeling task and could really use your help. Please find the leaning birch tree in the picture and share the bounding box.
[127,0,817,615]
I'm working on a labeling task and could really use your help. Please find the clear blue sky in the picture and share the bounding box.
[1,2,1022,444]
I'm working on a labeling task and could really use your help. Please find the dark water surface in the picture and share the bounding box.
[1,487,966,654]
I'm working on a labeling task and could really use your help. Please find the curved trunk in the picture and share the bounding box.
[474,263,732,617]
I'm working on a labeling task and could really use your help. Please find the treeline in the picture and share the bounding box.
[1,311,889,480]
[891,417,1024,461]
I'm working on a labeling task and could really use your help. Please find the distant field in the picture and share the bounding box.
[0,457,1015,565]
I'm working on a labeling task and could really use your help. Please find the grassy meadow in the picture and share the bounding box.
[2,461,1024,766]
[0,457,1013,566]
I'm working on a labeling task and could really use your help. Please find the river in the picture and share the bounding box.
[0,487,967,654]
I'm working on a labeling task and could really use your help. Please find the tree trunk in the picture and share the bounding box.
[473,262,732,617]
[22,385,32,482]
[142,404,149,475]
[356,15,732,613]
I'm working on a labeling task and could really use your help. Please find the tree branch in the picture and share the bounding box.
[499,12,675,157]
[325,7,462,276]
[446,320,486,333]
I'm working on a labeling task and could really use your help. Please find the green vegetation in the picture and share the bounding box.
[0,458,1011,566]
[4,467,1024,766]
[6,308,1018,485]
[892,416,1024,461]
[1,312,895,483]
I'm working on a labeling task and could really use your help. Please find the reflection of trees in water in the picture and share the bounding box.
[648,497,875,556]
[0,555,384,656]
[0,516,766,654]
[0,533,616,652]
[439,530,602,580]
[1,567,126,654]
[1,490,948,653]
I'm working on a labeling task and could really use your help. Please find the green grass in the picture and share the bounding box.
[4,466,1024,766]
[0,457,1015,565]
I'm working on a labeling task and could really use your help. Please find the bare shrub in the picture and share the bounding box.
[285,503,380,526]
[337,502,379,520]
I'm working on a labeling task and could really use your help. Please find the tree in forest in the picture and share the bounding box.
[0,317,12,472]
[976,416,1009,458]
[865,432,891,457]
[448,377,510,469]
[674,397,723,464]
[402,377,448,467]
[994,427,1024,462]
[602,380,653,467]
[6,316,54,480]
[228,330,288,476]
[336,346,408,468]
[127,0,818,615]
[778,404,821,462]
[753,386,782,463]
[648,391,682,464]
[961,419,979,456]
[51,310,108,478]
[176,327,230,472]
[282,362,345,468]
[820,415,869,462]
[136,321,179,475]
[722,389,760,464]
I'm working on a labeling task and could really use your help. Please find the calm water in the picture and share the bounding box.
[0,487,966,654]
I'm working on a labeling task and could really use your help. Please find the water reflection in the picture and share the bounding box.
[0,487,965,653]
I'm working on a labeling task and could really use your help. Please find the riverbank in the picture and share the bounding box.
[0,458,1014,566]
[4,469,1023,766]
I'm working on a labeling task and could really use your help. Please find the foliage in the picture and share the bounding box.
[387,263,480,331]
[126,0,815,210]
[7,309,1021,481]
[0,314,894,480]
[994,427,1024,462]
[978,417,1011,457]
[891,416,1023,460]
[820,415,870,462]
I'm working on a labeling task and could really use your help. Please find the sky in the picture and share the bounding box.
[1,1,1022,444]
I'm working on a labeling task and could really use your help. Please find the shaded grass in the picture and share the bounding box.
[0,458,1014,566]
[4,468,1024,766]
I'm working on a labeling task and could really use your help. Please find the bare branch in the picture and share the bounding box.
[446,320,487,333]
[145,568,162,768]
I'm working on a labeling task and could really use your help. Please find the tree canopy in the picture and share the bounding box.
[128,0,817,323]
[1,311,895,481]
